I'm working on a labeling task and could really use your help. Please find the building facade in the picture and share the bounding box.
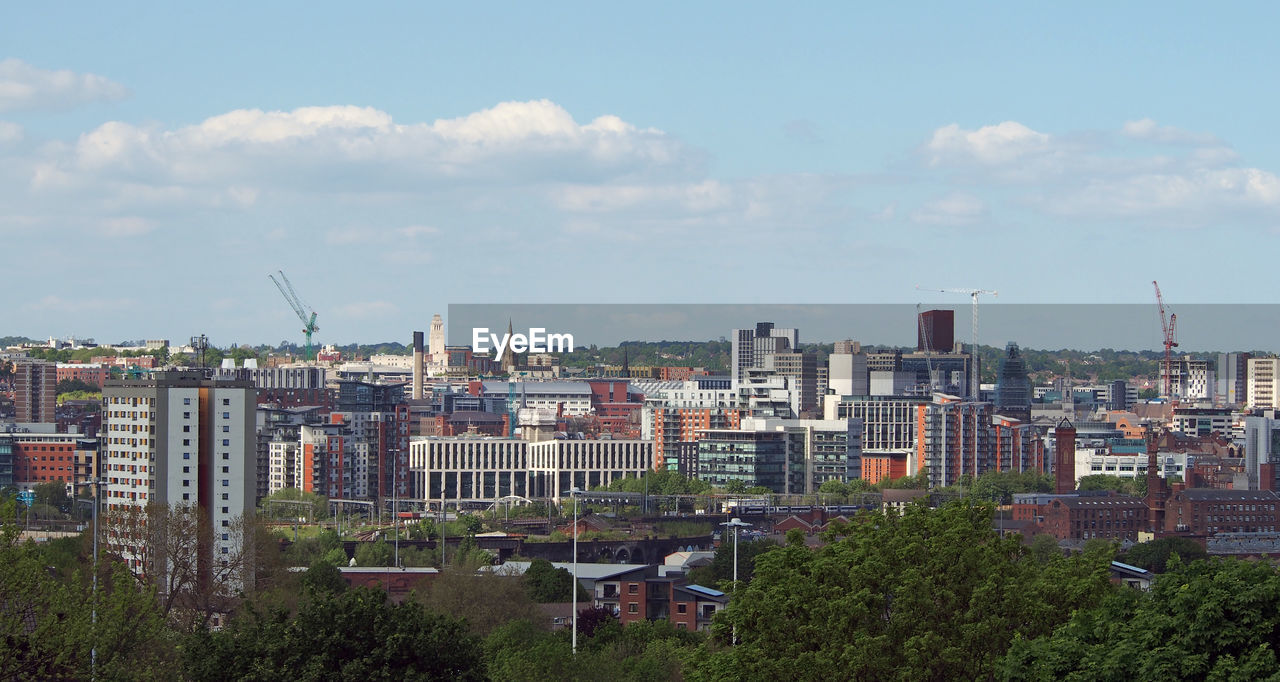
[101,371,256,577]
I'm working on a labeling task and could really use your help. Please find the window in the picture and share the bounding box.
[221,507,229,514]
[221,519,229,527]
[183,425,190,433]
[184,412,190,419]
[222,466,229,473]
[677,604,687,614]
[628,603,638,614]
[221,493,229,500]
[222,439,230,446]
[183,466,190,473]
[223,411,230,419]
[628,583,639,595]
[184,398,191,405]
[222,426,229,433]
[183,453,190,460]
[222,398,230,406]
[222,480,229,487]
[182,493,190,501]
[222,453,229,460]
[182,480,189,486]
[183,439,190,446]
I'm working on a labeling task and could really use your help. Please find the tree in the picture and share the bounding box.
[354,540,393,567]
[32,480,70,513]
[300,559,347,596]
[1002,557,1280,680]
[184,587,485,681]
[687,501,1114,680]
[101,503,261,632]
[55,378,99,394]
[1117,536,1207,573]
[687,537,778,588]
[522,558,589,603]
[415,552,542,637]
[0,511,174,680]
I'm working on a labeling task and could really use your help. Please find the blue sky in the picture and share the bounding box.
[4,3,1279,347]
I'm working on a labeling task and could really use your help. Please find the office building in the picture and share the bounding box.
[410,437,653,504]
[731,322,798,388]
[1248,358,1280,410]
[1217,353,1251,406]
[828,350,869,398]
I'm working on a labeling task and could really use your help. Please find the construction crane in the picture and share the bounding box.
[916,286,998,399]
[1152,281,1178,400]
[269,270,320,361]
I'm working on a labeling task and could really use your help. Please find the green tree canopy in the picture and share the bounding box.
[688,501,1114,680]
[1117,536,1207,573]
[1002,557,1280,680]
[184,587,485,681]
[522,558,589,603]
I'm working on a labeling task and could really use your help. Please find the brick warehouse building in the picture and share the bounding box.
[1013,492,1147,541]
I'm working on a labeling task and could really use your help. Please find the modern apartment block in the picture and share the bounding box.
[14,359,57,423]
[695,417,861,494]
[919,395,995,489]
[101,371,256,576]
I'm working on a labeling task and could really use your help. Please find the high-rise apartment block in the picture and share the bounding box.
[101,371,256,576]
[14,359,57,423]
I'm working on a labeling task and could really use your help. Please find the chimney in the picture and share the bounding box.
[1054,418,1076,494]
[412,331,424,401]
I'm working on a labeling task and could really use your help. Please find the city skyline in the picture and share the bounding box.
[5,4,1280,343]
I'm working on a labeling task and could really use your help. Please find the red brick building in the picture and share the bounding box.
[1013,492,1147,541]
[1163,489,1280,534]
[599,566,728,631]
[56,363,110,389]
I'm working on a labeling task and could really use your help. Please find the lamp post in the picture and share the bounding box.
[90,477,101,681]
[721,517,752,645]
[569,487,583,655]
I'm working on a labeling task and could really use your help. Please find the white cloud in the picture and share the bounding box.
[924,121,1051,167]
[918,119,1280,225]
[911,192,989,226]
[0,120,21,145]
[1121,118,1222,146]
[0,58,128,112]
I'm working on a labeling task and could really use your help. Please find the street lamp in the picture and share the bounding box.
[89,477,102,681]
[720,517,752,645]
[569,487,583,655]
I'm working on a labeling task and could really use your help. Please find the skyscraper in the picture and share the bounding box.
[917,310,954,353]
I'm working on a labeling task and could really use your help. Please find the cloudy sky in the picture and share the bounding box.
[4,3,1280,347]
